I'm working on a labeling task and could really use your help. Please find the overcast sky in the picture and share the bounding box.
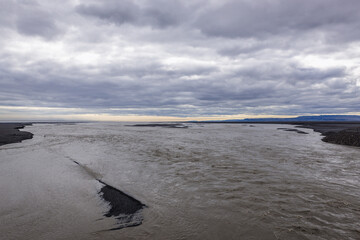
[1,0,359,121]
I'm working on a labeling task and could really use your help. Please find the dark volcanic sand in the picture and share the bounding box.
[0,123,33,146]
[98,180,145,230]
[244,121,360,147]
[127,123,188,128]
[195,121,360,147]
[277,128,309,134]
[71,160,145,230]
[296,122,360,147]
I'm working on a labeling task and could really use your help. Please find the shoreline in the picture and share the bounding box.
[296,122,360,147]
[71,160,145,230]
[0,123,33,146]
[191,121,360,147]
[0,121,358,235]
[1,121,359,148]
[98,180,145,230]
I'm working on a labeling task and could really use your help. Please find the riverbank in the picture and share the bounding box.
[0,123,33,146]
[193,121,360,147]
[297,122,360,147]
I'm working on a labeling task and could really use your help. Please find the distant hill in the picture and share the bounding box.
[193,115,360,123]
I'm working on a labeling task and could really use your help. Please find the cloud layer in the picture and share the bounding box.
[1,0,360,120]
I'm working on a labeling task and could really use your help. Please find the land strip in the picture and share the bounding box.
[0,123,33,146]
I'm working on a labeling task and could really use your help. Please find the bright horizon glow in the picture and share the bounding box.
[1,105,359,122]
[1,1,360,120]
[0,105,297,122]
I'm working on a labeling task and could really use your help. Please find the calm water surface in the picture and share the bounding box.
[0,123,359,240]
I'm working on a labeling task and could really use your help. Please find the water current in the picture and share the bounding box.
[0,123,359,239]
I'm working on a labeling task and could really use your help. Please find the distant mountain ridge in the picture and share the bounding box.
[194,115,360,123]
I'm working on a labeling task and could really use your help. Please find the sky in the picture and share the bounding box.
[1,0,360,121]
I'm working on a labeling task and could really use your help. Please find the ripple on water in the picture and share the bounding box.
[2,123,360,240]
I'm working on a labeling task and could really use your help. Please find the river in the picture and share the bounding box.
[0,123,359,239]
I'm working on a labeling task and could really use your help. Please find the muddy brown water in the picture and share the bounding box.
[0,123,359,239]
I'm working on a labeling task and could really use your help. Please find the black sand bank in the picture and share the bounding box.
[127,123,188,128]
[297,122,360,147]
[248,121,360,147]
[0,123,33,146]
[194,121,360,147]
[277,127,309,134]
[98,180,145,230]
[71,160,146,230]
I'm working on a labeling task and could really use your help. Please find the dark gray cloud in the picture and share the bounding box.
[0,0,359,119]
[76,0,140,26]
[16,7,60,39]
[0,0,62,39]
[76,0,189,28]
[196,0,360,42]
[1,56,357,117]
[0,1,15,27]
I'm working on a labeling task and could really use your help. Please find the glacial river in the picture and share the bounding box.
[0,123,359,239]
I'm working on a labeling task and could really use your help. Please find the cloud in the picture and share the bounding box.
[76,0,140,26]
[0,1,15,27]
[1,51,357,117]
[76,0,190,29]
[16,7,60,39]
[196,0,360,42]
[0,0,62,39]
[0,0,359,120]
